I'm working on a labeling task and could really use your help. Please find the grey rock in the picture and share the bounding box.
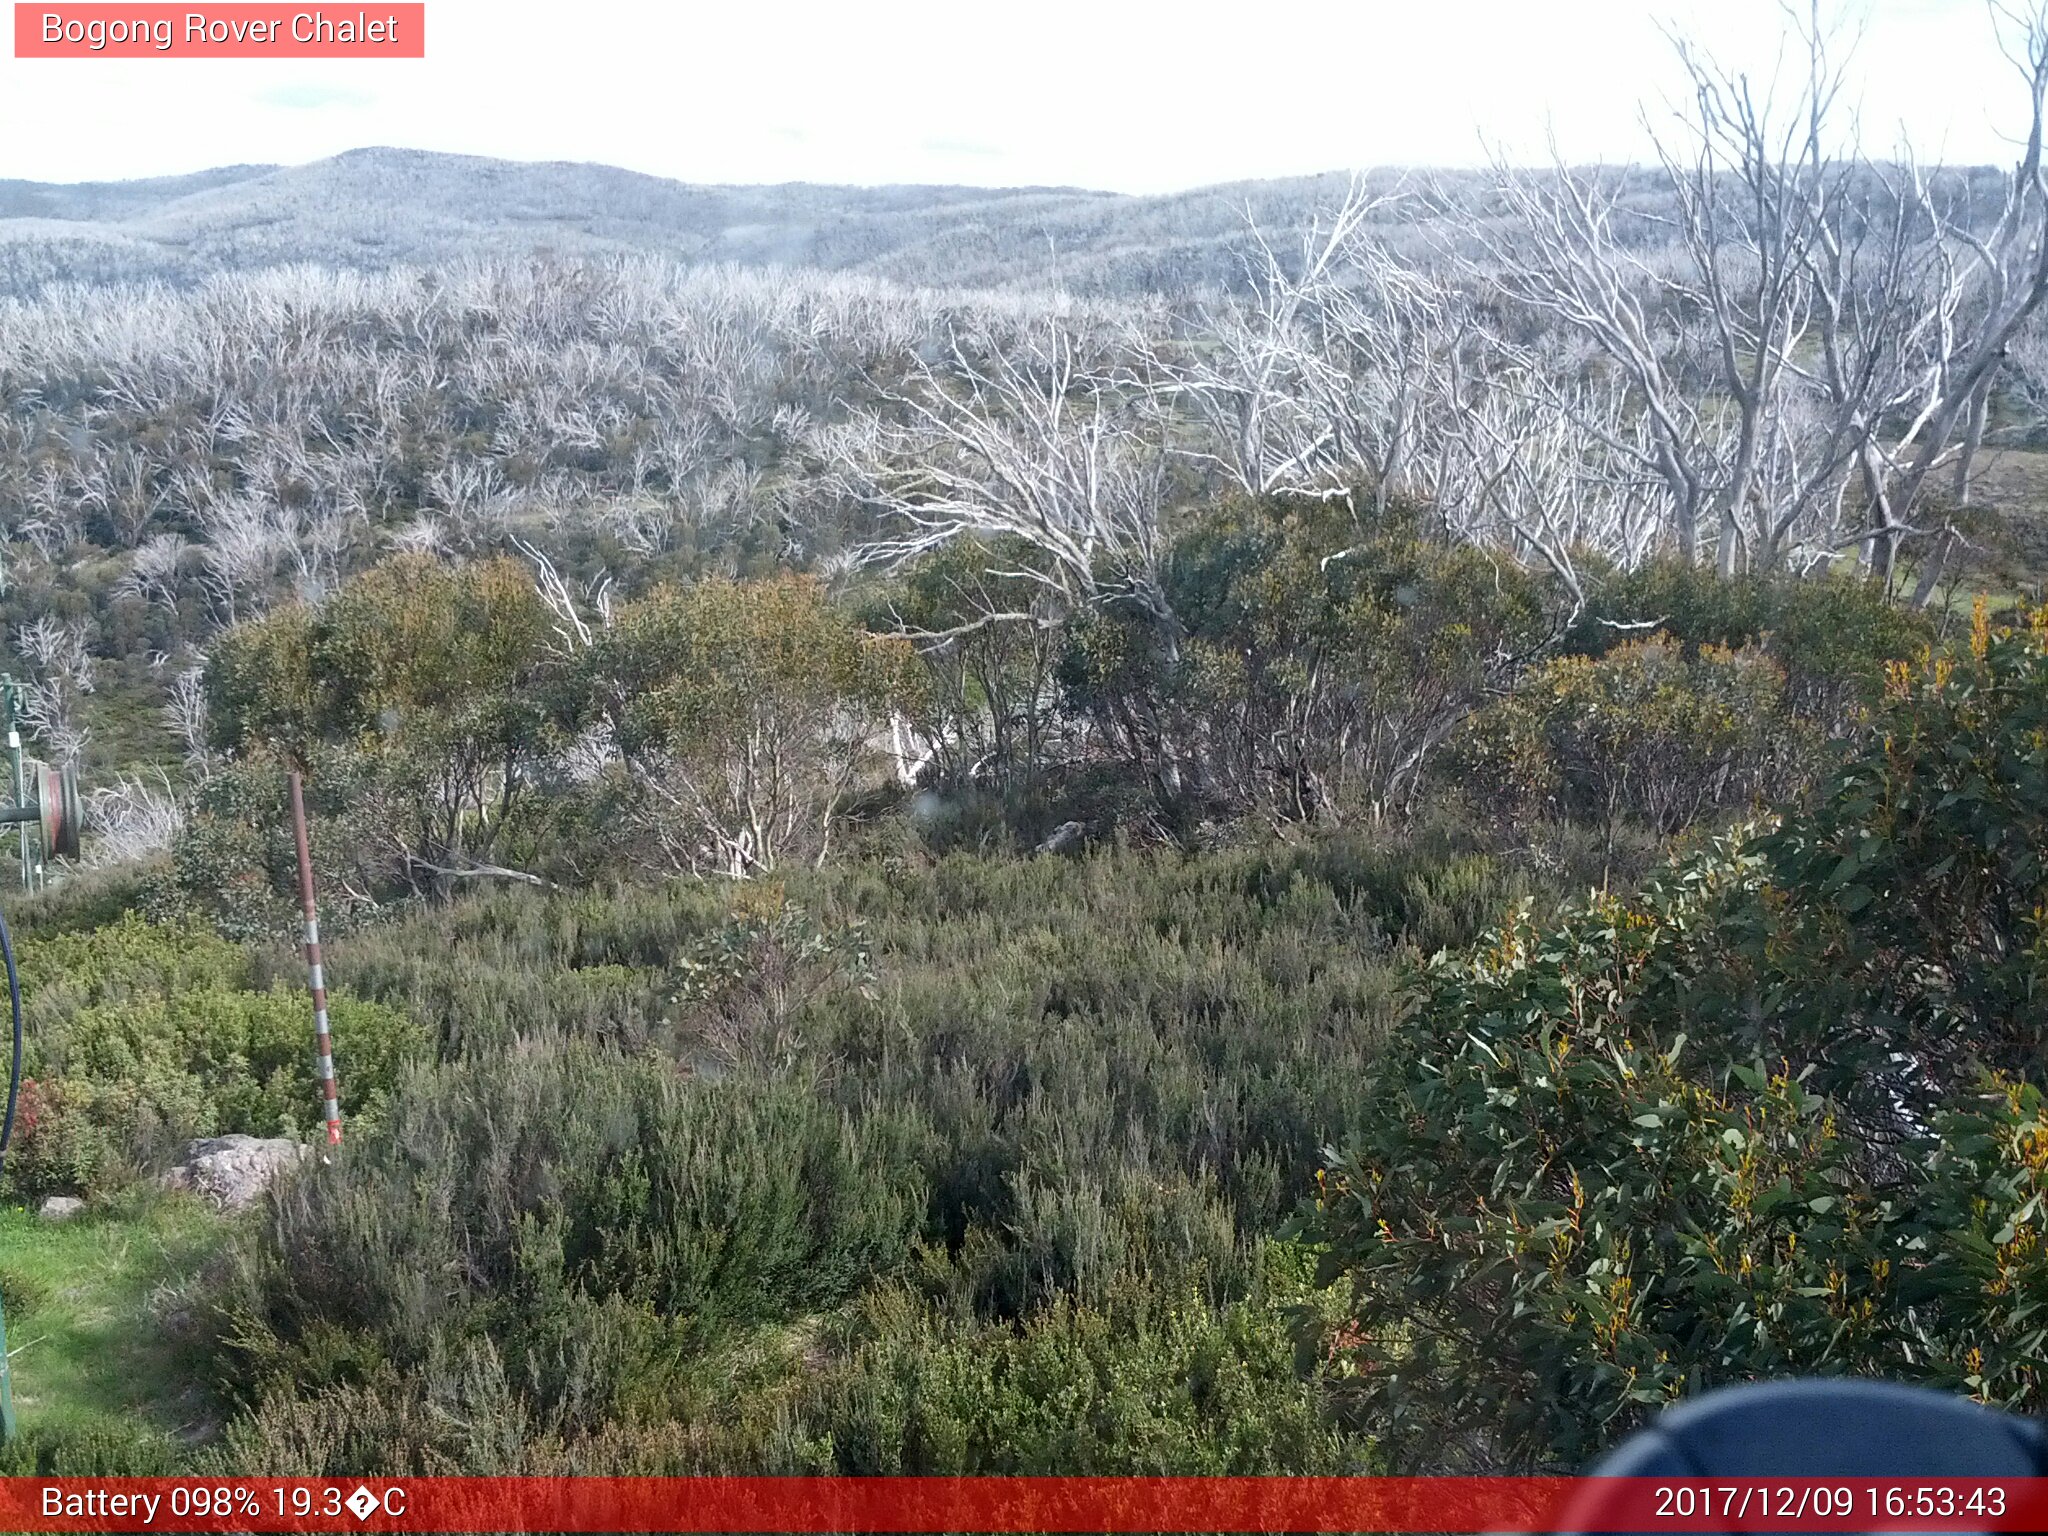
[161,1134,310,1211]
[36,1195,85,1222]
[1034,820,1088,856]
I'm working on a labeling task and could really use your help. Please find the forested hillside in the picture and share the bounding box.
[0,149,1402,296]
[1,2,2047,1482]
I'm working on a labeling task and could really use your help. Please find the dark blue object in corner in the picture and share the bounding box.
[1554,1379,2048,1535]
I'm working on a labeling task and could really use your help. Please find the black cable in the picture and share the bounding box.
[0,903,20,1179]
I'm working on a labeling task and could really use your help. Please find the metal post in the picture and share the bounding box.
[288,770,343,1146]
[2,679,26,893]
[0,1295,16,1443]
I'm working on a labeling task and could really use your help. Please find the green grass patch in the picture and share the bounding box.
[0,1192,225,1471]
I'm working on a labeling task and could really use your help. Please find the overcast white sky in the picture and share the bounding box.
[0,0,2029,192]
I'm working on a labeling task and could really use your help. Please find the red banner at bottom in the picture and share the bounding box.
[6,1476,2048,1532]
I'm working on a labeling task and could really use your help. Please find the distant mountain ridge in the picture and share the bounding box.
[0,146,1377,297]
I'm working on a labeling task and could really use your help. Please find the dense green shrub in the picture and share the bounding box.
[1,865,155,941]
[143,762,305,942]
[1752,603,2048,1088]
[200,554,564,906]
[1447,636,1816,855]
[1299,607,2048,1470]
[3,914,423,1200]
[582,574,920,876]
[1300,859,1873,1469]
[1565,561,1930,725]
[204,1040,933,1418]
[208,554,556,769]
[1059,496,1552,826]
[1056,493,1548,831]
[779,1257,1372,1474]
[0,1423,185,1477]
[189,823,1557,1473]
[1441,563,1933,864]
[878,537,1069,818]
[203,1255,1378,1477]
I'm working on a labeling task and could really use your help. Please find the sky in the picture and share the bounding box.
[0,0,2032,193]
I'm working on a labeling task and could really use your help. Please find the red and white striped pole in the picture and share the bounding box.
[288,768,342,1146]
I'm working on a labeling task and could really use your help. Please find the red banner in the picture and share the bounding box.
[14,5,424,58]
[3,1476,2048,1532]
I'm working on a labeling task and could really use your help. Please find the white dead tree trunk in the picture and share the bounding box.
[1131,175,1667,602]
[13,616,95,767]
[1898,2,2048,600]
[84,769,185,867]
[1432,354,1674,606]
[835,320,1175,638]
[1142,180,1398,500]
[1485,1,2048,596]
[164,661,213,778]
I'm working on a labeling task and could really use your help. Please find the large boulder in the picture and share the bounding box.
[37,1195,85,1222]
[160,1135,310,1210]
[1034,820,1088,856]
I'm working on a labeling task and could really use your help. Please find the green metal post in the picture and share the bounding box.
[0,1293,15,1442]
[1,679,24,893]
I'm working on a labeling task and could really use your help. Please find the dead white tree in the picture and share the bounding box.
[511,536,614,658]
[835,319,1175,636]
[113,532,192,608]
[196,496,284,624]
[1896,1,2048,598]
[1432,355,1675,605]
[1127,175,1671,601]
[1142,181,1396,500]
[84,769,184,867]
[14,615,95,692]
[13,616,95,767]
[1485,0,2048,597]
[164,660,213,778]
